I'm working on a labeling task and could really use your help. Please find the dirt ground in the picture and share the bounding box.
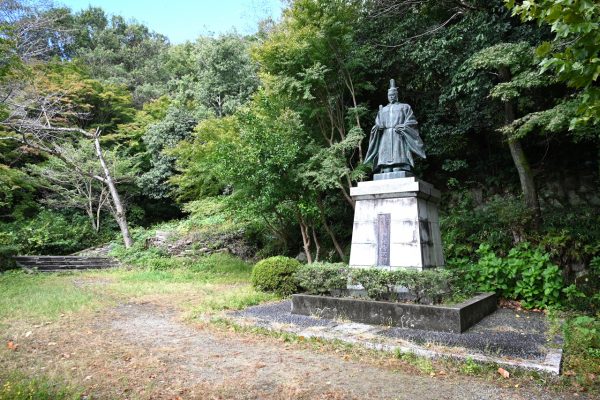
[1,289,588,400]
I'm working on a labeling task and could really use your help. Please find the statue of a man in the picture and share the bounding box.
[365,79,426,176]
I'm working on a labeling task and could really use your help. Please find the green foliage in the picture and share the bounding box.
[138,106,197,199]
[463,243,563,309]
[294,263,457,304]
[0,209,114,257]
[0,373,83,400]
[192,286,278,314]
[294,262,349,295]
[171,117,238,201]
[251,256,301,296]
[66,7,171,106]
[563,257,600,314]
[507,0,600,128]
[348,268,394,300]
[460,357,483,375]
[0,164,36,217]
[28,61,135,131]
[563,315,600,386]
[350,268,454,304]
[187,34,259,117]
[26,141,134,232]
[442,193,532,260]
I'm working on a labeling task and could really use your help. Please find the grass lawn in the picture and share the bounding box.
[0,253,276,323]
[0,253,279,399]
[0,252,598,398]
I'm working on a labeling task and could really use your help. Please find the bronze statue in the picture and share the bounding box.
[365,79,426,177]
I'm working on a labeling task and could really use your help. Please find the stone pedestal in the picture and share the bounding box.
[349,177,444,270]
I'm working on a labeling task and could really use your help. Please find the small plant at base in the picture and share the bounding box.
[461,356,482,375]
[415,357,435,374]
[251,256,301,296]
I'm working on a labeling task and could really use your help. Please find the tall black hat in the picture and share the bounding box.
[388,79,398,94]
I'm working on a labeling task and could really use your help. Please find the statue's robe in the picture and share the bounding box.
[365,102,426,172]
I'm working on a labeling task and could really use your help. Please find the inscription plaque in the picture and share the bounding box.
[377,213,391,266]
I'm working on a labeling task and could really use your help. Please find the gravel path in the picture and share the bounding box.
[236,300,556,360]
[104,302,569,400]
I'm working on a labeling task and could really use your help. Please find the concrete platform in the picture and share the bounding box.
[231,300,563,375]
[291,293,497,333]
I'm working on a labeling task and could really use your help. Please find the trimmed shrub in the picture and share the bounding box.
[349,268,454,304]
[251,256,301,295]
[295,262,349,295]
[293,262,455,304]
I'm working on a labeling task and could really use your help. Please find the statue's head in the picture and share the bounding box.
[387,79,398,103]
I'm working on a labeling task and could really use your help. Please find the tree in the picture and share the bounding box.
[451,42,544,225]
[191,34,259,117]
[252,0,372,211]
[507,0,600,129]
[27,142,133,232]
[64,7,171,107]
[1,62,136,247]
[138,105,197,200]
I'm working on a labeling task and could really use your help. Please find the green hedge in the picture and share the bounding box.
[294,263,456,305]
[294,262,349,295]
[251,256,301,296]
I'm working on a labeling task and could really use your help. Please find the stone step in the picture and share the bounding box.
[14,255,120,272]
[14,259,119,265]
[14,256,115,261]
[35,264,115,270]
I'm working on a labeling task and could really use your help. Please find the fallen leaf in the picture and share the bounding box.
[429,372,436,377]
[498,367,510,379]
[437,370,447,376]
[7,340,18,351]
[564,370,577,376]
[586,373,596,381]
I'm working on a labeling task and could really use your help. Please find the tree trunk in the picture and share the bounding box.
[297,212,313,264]
[507,138,541,225]
[311,226,320,263]
[93,133,133,248]
[317,197,345,260]
[499,67,541,227]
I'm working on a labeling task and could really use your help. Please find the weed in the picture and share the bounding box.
[0,373,83,400]
[414,357,435,374]
[191,286,279,314]
[460,356,482,375]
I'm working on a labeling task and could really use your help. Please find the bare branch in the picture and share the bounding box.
[376,12,463,48]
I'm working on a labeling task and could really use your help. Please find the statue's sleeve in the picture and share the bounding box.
[402,106,426,159]
[365,111,382,164]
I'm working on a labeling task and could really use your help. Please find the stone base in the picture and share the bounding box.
[349,177,444,270]
[374,171,413,180]
[291,293,497,333]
